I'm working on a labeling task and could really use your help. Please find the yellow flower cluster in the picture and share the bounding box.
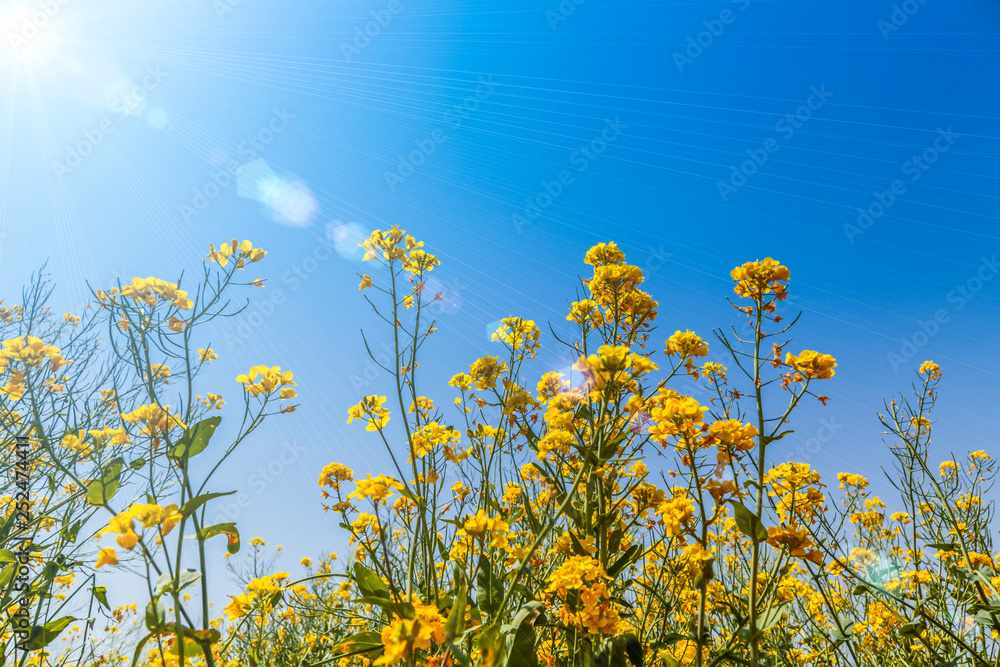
[730,257,790,302]
[121,403,187,443]
[113,276,194,310]
[347,395,391,431]
[319,462,354,489]
[783,350,837,381]
[96,503,183,567]
[207,239,267,268]
[348,474,404,504]
[376,597,446,666]
[360,226,440,275]
[574,345,658,393]
[1,336,73,372]
[237,365,297,398]
[546,556,620,635]
[459,509,510,550]
[224,572,289,621]
[411,422,460,458]
[647,388,707,445]
[491,317,542,357]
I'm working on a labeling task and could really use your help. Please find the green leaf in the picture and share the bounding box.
[757,601,789,634]
[729,500,768,542]
[199,522,241,554]
[446,576,468,641]
[608,544,641,580]
[505,602,543,667]
[129,458,146,470]
[131,633,155,667]
[926,542,958,552]
[334,630,384,654]
[179,491,236,517]
[169,416,221,461]
[92,585,110,610]
[354,562,392,601]
[830,622,855,642]
[477,555,504,617]
[27,616,76,650]
[154,569,202,597]
[600,634,643,667]
[86,458,124,506]
[145,600,166,632]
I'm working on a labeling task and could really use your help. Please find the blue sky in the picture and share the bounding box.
[1,0,999,607]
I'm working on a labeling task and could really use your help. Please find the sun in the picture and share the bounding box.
[1,3,66,62]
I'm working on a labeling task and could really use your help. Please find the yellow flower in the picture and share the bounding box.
[919,360,942,379]
[665,330,709,358]
[96,548,118,568]
[375,597,446,665]
[119,277,194,310]
[319,462,354,489]
[347,395,390,431]
[491,318,542,357]
[784,350,837,380]
[583,242,626,267]
[411,422,460,459]
[730,258,790,301]
[237,365,296,396]
[359,274,373,290]
[208,239,266,268]
[459,509,510,550]
[198,348,218,362]
[348,475,404,504]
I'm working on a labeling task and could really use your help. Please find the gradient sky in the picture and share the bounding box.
[1,0,999,610]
